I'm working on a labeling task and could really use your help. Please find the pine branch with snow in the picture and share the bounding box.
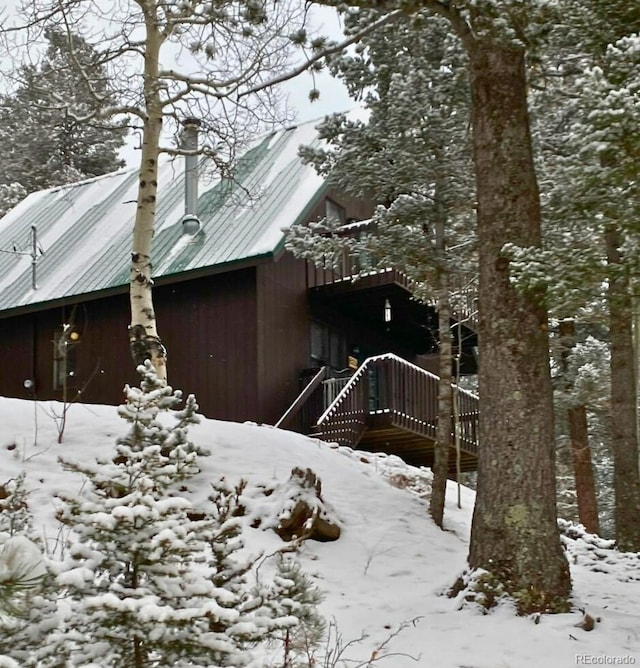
[260,555,326,668]
[0,534,55,666]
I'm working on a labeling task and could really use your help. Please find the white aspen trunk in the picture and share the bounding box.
[129,5,167,381]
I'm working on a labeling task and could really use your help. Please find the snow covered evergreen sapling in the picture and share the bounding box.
[0,480,53,666]
[35,362,292,667]
[0,474,33,540]
[261,555,326,668]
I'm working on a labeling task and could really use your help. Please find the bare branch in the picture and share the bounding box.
[239,9,404,98]
[314,0,472,43]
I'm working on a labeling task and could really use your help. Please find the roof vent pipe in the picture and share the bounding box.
[181,117,201,235]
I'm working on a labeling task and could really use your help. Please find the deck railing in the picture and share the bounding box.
[307,260,478,331]
[315,354,479,455]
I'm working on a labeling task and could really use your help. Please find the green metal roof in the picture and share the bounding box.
[0,119,326,315]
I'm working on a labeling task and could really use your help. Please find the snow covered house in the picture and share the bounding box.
[0,119,478,473]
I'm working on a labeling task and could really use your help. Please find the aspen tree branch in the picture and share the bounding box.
[239,9,404,97]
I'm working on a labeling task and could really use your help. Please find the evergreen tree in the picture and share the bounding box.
[0,474,34,540]
[299,0,573,609]
[0,488,54,667]
[33,363,290,668]
[577,27,640,552]
[0,29,126,216]
[552,329,612,534]
[259,555,325,668]
[286,11,475,528]
[521,2,640,550]
[292,11,475,290]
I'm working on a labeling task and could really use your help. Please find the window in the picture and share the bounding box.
[53,329,79,391]
[310,322,347,369]
[325,199,346,225]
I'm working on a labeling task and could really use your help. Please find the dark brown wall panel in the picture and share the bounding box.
[0,303,130,404]
[0,268,259,422]
[0,298,157,405]
[0,315,36,398]
[49,299,133,406]
[156,268,258,422]
[256,253,310,425]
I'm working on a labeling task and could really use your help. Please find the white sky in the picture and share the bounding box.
[2,393,639,667]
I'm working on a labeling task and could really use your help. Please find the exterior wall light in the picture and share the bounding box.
[384,298,392,323]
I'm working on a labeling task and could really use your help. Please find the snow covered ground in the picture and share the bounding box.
[1,394,639,668]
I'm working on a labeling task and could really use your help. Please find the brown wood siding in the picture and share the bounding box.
[0,269,259,422]
[324,188,375,223]
[0,300,132,405]
[256,252,310,425]
[156,268,258,422]
[0,315,36,398]
[51,299,132,406]
[254,192,374,426]
[305,190,375,289]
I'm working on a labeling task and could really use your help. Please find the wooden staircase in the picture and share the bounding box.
[279,354,479,475]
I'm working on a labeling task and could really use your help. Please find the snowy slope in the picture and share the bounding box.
[1,395,639,668]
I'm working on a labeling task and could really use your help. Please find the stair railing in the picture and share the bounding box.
[316,353,479,452]
[275,366,328,430]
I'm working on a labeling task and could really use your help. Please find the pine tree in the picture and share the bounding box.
[286,11,476,528]
[259,555,325,668]
[0,474,34,540]
[292,11,475,291]
[299,0,573,609]
[522,2,640,550]
[577,28,640,552]
[0,482,54,667]
[0,29,126,216]
[33,363,290,668]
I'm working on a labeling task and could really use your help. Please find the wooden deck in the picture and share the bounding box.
[357,413,478,474]
[311,354,479,476]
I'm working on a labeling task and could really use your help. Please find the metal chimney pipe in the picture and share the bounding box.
[181,117,201,235]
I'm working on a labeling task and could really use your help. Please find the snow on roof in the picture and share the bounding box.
[0,119,327,315]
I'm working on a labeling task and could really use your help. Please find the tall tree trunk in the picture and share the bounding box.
[129,8,167,380]
[430,267,452,528]
[567,405,600,534]
[605,224,640,551]
[558,319,600,535]
[429,191,453,527]
[467,43,570,608]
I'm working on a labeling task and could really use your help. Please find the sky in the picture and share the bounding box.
[279,7,354,121]
[1,393,639,667]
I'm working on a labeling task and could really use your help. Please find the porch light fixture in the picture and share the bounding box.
[384,298,392,323]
